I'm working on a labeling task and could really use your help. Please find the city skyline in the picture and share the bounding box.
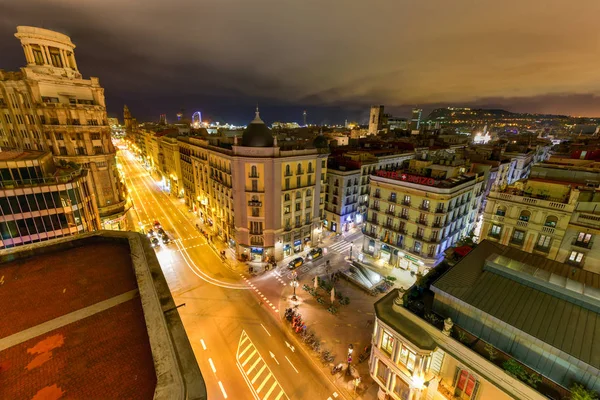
[2,1,600,124]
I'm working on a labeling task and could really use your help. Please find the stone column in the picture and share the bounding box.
[42,46,51,65]
[23,45,34,64]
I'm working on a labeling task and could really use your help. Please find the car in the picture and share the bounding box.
[150,237,160,248]
[147,229,155,237]
[154,220,162,229]
[162,235,170,244]
[288,257,304,269]
[157,228,166,237]
[307,247,323,261]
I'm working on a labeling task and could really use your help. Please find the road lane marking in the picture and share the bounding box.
[242,349,257,366]
[333,392,339,397]
[257,372,272,392]
[218,381,228,398]
[236,331,289,400]
[261,324,271,337]
[251,364,267,384]
[208,358,216,373]
[200,339,207,350]
[263,381,278,399]
[285,356,299,373]
[269,351,279,365]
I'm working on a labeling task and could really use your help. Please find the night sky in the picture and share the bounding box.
[2,0,600,125]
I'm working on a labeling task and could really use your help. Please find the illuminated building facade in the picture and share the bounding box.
[369,105,386,135]
[481,161,600,273]
[363,152,485,273]
[180,110,328,261]
[0,26,127,229]
[371,240,597,400]
[0,148,100,248]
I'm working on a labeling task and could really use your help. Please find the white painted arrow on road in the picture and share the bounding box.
[285,341,295,352]
[269,351,280,365]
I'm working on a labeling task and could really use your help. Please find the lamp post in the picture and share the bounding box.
[349,241,354,261]
[291,271,298,301]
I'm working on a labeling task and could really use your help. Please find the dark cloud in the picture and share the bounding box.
[2,0,600,124]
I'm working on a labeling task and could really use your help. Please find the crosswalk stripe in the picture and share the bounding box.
[252,364,268,384]
[263,381,278,399]
[257,372,272,392]
[242,349,257,366]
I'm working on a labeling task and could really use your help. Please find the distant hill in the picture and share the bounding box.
[425,107,570,122]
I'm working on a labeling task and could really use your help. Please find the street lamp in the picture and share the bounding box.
[349,241,354,261]
[291,271,299,301]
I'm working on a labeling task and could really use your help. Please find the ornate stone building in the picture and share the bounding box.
[179,109,328,261]
[0,26,127,228]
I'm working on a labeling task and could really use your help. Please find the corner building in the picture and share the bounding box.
[364,154,484,273]
[0,26,127,228]
[180,110,328,262]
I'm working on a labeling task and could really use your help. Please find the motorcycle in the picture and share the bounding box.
[358,344,372,363]
[331,363,344,374]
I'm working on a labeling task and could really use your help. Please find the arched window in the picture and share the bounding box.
[296,191,302,199]
[284,193,290,201]
[308,162,313,172]
[251,165,257,177]
[297,163,302,174]
[545,215,558,227]
[285,165,291,175]
[496,206,506,216]
[519,210,531,222]
[306,189,312,197]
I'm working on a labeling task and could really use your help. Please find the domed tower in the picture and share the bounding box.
[241,107,274,147]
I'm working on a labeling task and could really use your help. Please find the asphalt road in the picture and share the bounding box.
[119,147,345,400]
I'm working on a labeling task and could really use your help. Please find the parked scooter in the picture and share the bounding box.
[331,363,344,374]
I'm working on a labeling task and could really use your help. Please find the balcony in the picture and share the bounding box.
[572,240,592,249]
[388,196,397,203]
[534,245,550,253]
[248,173,259,178]
[516,220,529,227]
[407,247,422,256]
[307,168,315,174]
[370,205,380,211]
[541,226,555,234]
[434,208,445,214]
[295,223,303,229]
[399,214,409,220]
[369,218,379,224]
[492,215,505,223]
[285,171,293,177]
[510,238,524,246]
[284,225,292,231]
[432,221,444,228]
[296,169,304,175]
[412,233,424,240]
[416,219,428,227]
[373,192,381,199]
[249,230,263,235]
[385,209,396,216]
[364,230,378,239]
[419,205,430,212]
[248,200,262,207]
[401,200,411,206]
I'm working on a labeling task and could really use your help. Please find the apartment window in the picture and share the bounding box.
[376,360,388,384]
[496,206,506,216]
[295,203,301,212]
[251,208,260,217]
[297,163,302,174]
[32,47,44,65]
[93,146,102,155]
[403,195,410,204]
[537,234,551,249]
[545,215,558,227]
[321,160,325,168]
[285,165,291,176]
[576,232,592,246]
[307,175,312,185]
[59,147,67,155]
[569,251,584,264]
[388,204,395,213]
[374,188,380,198]
[296,191,302,199]
[389,192,396,202]
[305,200,311,209]
[91,133,101,140]
[296,176,301,187]
[511,230,525,244]
[49,47,63,67]
[453,368,480,400]
[284,205,290,214]
[518,210,530,222]
[398,346,417,372]
[308,162,313,173]
[252,180,258,192]
[401,208,408,218]
[490,224,501,237]
[56,133,64,140]
[380,330,394,356]
[250,165,258,177]
[295,216,301,226]
[285,178,290,190]
[422,200,430,210]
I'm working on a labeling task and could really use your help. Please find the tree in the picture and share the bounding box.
[571,383,599,400]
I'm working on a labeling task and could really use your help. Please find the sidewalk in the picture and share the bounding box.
[276,259,381,399]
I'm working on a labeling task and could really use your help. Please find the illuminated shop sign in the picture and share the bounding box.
[374,170,437,186]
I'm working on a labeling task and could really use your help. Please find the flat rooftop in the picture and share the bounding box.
[0,232,206,400]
